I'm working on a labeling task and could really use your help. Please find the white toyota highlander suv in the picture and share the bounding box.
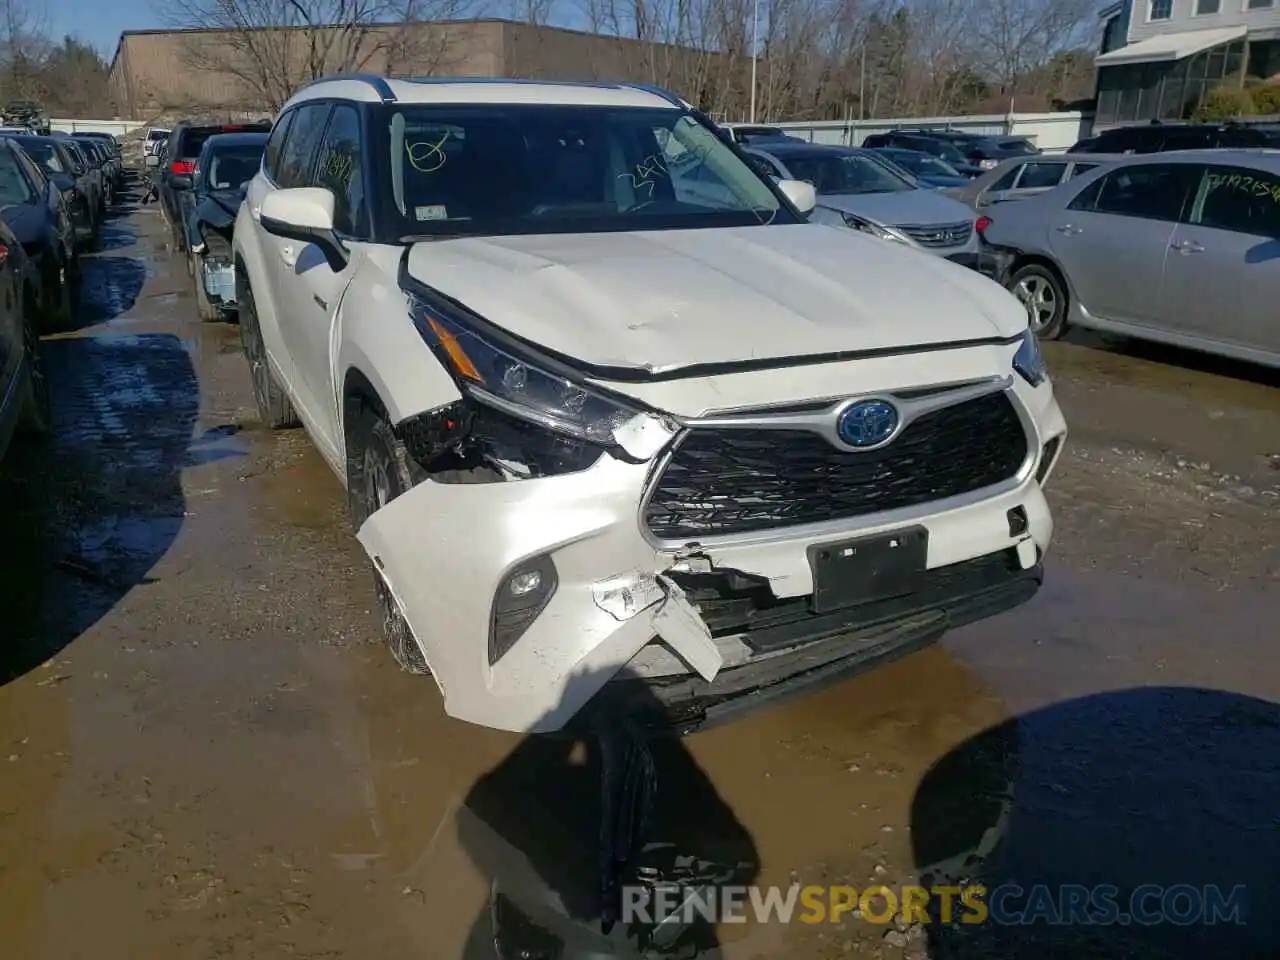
[233,75,1067,735]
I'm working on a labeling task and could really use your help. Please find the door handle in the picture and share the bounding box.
[1055,224,1083,235]
[280,244,297,268]
[1170,239,1205,255]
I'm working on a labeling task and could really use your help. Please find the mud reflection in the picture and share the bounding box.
[73,256,149,329]
[0,334,200,684]
[911,686,1280,957]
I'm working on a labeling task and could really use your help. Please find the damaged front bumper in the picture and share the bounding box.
[357,366,1066,736]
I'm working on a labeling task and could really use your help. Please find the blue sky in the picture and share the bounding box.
[49,0,161,58]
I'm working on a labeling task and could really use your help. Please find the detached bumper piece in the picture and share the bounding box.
[586,547,1043,736]
[201,259,236,307]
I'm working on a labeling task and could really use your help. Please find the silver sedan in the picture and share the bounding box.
[980,149,1280,370]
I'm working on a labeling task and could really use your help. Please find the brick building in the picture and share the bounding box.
[108,19,738,121]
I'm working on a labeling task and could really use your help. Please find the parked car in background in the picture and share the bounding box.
[745,142,989,271]
[160,120,272,252]
[1067,122,1279,155]
[184,131,266,320]
[54,136,104,221]
[0,138,78,328]
[917,130,1041,170]
[143,127,170,167]
[71,136,117,205]
[979,150,1280,368]
[0,214,46,462]
[861,132,987,177]
[720,123,807,146]
[872,147,972,188]
[946,154,1124,209]
[78,132,125,191]
[6,135,97,251]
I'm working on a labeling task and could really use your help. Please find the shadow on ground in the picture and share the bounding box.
[911,686,1280,958]
[0,333,199,685]
[1066,327,1280,389]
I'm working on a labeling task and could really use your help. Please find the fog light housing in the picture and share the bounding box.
[1036,436,1063,486]
[489,554,558,665]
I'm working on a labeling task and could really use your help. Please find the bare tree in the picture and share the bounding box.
[166,0,479,114]
[971,0,1095,98]
[0,0,50,101]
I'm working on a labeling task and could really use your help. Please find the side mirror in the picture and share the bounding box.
[777,178,817,215]
[50,172,75,192]
[170,174,192,190]
[260,187,348,272]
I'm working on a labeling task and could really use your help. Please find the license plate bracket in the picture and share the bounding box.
[808,526,929,614]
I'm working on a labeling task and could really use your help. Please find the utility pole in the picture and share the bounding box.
[749,0,760,123]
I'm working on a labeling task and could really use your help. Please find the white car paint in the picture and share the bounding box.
[235,77,1067,734]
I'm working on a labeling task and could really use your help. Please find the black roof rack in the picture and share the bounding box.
[300,73,397,103]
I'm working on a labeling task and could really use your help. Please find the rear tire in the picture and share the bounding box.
[238,280,299,429]
[39,249,74,332]
[17,289,49,436]
[346,406,431,676]
[1007,263,1069,340]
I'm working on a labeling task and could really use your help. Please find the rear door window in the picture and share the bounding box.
[264,111,295,181]
[1076,163,1199,222]
[1192,165,1280,238]
[987,164,1022,192]
[1068,162,1098,179]
[1015,160,1068,189]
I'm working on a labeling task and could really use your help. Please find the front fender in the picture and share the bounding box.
[335,250,461,440]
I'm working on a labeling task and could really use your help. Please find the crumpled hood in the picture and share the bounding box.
[816,189,977,227]
[405,223,1024,373]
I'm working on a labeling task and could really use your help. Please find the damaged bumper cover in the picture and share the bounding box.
[357,374,1064,735]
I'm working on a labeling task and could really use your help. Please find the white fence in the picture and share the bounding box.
[50,118,147,135]
[768,111,1095,154]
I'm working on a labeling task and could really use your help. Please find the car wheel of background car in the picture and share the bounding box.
[192,257,221,322]
[17,289,50,436]
[39,252,73,332]
[238,281,300,429]
[346,405,431,676]
[1007,263,1069,340]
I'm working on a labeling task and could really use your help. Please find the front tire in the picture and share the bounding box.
[1007,263,1069,340]
[346,406,430,676]
[238,280,299,429]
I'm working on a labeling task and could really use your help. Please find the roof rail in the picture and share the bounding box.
[300,73,397,103]
[620,82,685,107]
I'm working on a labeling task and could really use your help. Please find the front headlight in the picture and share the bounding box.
[841,212,920,247]
[1013,327,1047,387]
[408,293,641,446]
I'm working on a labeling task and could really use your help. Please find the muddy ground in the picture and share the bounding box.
[0,182,1277,960]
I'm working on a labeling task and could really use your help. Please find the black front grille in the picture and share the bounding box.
[644,392,1028,540]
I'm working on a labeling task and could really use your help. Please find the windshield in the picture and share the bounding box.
[15,139,63,173]
[0,150,32,205]
[148,130,169,142]
[385,104,790,238]
[204,146,263,190]
[775,151,915,195]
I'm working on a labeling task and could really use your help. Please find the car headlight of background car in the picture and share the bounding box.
[1013,327,1047,387]
[840,212,922,249]
[408,293,641,447]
